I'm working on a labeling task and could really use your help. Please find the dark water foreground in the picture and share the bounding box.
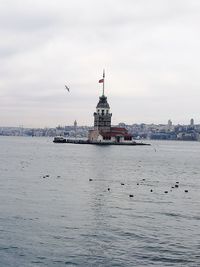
[0,136,200,267]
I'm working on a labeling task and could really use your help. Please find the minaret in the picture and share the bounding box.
[74,120,77,138]
[93,70,112,132]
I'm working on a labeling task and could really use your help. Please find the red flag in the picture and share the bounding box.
[99,79,104,83]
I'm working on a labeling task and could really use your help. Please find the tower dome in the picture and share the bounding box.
[96,95,110,109]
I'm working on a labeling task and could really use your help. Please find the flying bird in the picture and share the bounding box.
[65,85,70,92]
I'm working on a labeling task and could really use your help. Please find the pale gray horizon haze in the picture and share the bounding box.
[1,0,200,127]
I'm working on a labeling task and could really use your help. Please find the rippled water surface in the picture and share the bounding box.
[0,136,200,266]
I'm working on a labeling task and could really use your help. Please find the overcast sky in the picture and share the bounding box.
[1,0,200,127]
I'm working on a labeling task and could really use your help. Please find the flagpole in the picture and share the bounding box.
[103,69,105,96]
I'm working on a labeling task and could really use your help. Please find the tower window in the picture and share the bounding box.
[106,110,108,114]
[102,110,105,115]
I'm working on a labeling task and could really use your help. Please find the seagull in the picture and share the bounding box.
[65,85,70,92]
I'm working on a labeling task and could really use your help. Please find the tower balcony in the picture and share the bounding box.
[94,112,112,117]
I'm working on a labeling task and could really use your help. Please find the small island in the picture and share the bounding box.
[54,71,150,146]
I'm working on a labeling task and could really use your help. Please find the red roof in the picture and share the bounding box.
[100,127,131,137]
[111,127,128,133]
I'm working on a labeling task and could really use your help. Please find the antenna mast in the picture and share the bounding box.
[103,69,105,96]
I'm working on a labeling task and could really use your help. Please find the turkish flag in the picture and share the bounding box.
[99,79,104,83]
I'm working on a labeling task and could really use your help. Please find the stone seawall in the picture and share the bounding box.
[54,139,151,146]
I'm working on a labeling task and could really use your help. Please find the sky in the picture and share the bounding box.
[1,0,200,127]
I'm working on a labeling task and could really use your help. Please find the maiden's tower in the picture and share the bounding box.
[88,71,133,144]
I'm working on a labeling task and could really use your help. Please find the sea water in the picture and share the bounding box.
[0,136,199,266]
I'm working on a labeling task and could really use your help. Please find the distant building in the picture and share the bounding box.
[74,120,77,138]
[167,119,172,129]
[190,118,194,126]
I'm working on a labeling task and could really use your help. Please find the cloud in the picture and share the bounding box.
[1,0,200,127]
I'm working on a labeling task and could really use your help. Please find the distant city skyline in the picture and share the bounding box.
[1,0,200,128]
[1,120,200,142]
[0,117,198,129]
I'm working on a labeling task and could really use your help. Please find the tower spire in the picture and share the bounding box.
[98,69,106,96]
